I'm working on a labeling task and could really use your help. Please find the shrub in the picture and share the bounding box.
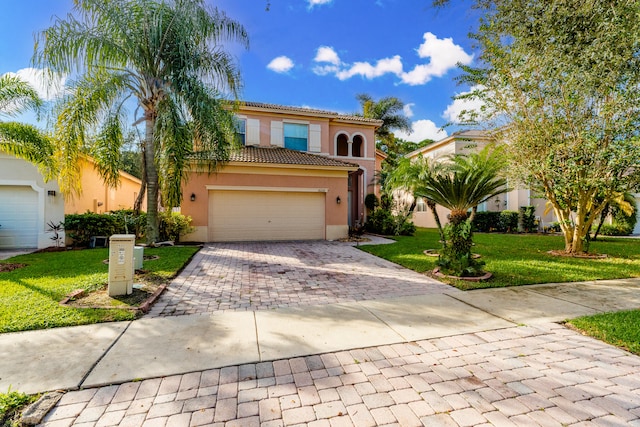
[612,197,638,233]
[158,211,195,242]
[519,206,537,232]
[499,210,519,233]
[547,221,562,232]
[64,213,119,247]
[110,209,147,238]
[472,211,501,232]
[437,220,486,277]
[364,193,379,211]
[598,223,633,236]
[0,389,35,426]
[365,208,415,236]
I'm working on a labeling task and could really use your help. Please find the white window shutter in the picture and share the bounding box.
[271,121,284,147]
[309,124,321,152]
[246,119,260,146]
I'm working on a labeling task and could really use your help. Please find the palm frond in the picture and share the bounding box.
[0,75,42,117]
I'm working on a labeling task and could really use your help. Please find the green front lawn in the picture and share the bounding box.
[0,246,199,333]
[568,310,640,356]
[360,228,640,290]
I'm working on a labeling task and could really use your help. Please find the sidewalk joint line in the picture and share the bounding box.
[357,302,409,342]
[253,311,262,362]
[77,320,134,389]
[443,292,519,325]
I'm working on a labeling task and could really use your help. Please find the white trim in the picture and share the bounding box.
[351,132,367,158]
[328,156,376,162]
[282,119,310,125]
[271,121,284,147]
[309,124,321,153]
[207,185,328,193]
[246,118,260,146]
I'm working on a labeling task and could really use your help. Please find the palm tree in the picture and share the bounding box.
[355,93,412,153]
[418,146,507,276]
[386,156,446,245]
[34,0,249,243]
[0,75,54,175]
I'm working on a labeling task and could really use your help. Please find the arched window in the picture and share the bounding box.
[337,133,349,156]
[352,135,363,157]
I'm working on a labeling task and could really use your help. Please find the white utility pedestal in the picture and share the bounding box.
[108,234,135,296]
[133,246,144,270]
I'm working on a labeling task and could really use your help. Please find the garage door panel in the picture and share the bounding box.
[0,186,38,248]
[209,190,325,242]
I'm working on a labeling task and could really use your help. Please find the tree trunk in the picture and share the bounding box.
[592,203,610,241]
[134,141,148,213]
[427,199,446,248]
[144,115,160,244]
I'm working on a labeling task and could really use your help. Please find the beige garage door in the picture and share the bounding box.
[208,190,325,242]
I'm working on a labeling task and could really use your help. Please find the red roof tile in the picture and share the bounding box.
[228,146,359,168]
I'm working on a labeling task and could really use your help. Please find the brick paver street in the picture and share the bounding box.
[41,323,640,426]
[147,242,453,317]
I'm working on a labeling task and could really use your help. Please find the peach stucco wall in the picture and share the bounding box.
[181,165,349,232]
[65,158,145,214]
[232,106,379,227]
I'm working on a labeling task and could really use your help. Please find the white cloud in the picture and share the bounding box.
[335,55,403,80]
[311,32,472,86]
[308,0,332,8]
[400,32,473,86]
[6,67,66,101]
[403,103,415,118]
[442,85,487,124]
[314,46,341,65]
[395,119,447,143]
[267,56,295,73]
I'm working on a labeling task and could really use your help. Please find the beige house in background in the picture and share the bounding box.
[405,130,557,229]
[64,156,145,214]
[180,101,382,242]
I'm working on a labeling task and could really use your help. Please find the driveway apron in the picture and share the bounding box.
[146,241,455,317]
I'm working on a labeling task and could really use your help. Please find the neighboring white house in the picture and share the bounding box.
[405,130,557,229]
[0,152,65,249]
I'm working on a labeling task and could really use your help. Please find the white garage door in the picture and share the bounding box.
[209,190,325,242]
[0,186,39,248]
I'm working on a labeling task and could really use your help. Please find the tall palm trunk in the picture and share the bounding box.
[426,199,445,248]
[144,115,160,243]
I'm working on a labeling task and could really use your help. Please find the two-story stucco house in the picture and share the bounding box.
[407,130,557,229]
[180,102,382,242]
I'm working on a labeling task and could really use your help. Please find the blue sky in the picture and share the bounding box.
[1,0,482,142]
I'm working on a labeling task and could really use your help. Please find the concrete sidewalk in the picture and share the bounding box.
[2,278,639,395]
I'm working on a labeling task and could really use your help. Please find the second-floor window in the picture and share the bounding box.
[284,123,308,151]
[235,119,246,145]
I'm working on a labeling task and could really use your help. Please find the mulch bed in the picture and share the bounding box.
[0,263,27,273]
[547,250,608,259]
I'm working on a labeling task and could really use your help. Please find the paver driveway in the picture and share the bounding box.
[147,241,454,317]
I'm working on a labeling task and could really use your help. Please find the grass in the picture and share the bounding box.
[0,246,199,333]
[360,228,640,290]
[568,310,640,356]
[0,389,36,427]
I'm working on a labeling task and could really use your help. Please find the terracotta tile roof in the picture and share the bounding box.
[238,101,384,125]
[228,146,359,168]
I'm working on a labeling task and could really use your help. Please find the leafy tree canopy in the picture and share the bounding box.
[449,0,640,254]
